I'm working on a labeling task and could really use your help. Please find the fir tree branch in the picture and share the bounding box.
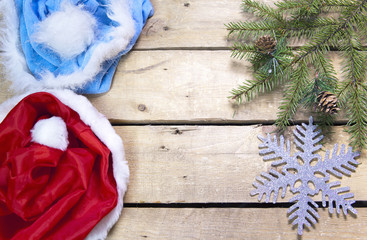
[226,17,338,40]
[346,82,367,149]
[276,60,309,128]
[226,21,278,39]
[230,78,267,104]
[232,22,339,127]
[242,0,285,23]
[311,51,338,88]
[230,72,281,104]
[275,0,306,11]
[227,0,367,149]
[337,81,353,105]
[323,0,356,8]
[301,73,337,109]
[230,43,257,60]
[294,0,367,65]
[230,38,292,103]
[283,17,339,38]
[276,0,355,12]
[274,33,337,128]
[315,111,336,134]
[337,34,365,103]
[337,34,367,149]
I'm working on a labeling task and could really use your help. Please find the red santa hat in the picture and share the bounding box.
[0,89,128,239]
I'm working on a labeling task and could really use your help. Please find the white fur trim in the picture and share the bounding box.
[31,116,69,151]
[33,1,96,59]
[0,90,129,240]
[0,0,135,92]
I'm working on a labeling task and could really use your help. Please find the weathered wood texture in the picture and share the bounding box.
[0,0,350,124]
[0,51,345,124]
[85,50,345,124]
[0,0,366,239]
[108,208,367,240]
[89,50,274,124]
[5,50,272,123]
[118,125,366,203]
[135,0,275,49]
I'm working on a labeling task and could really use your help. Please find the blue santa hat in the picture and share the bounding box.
[0,0,153,94]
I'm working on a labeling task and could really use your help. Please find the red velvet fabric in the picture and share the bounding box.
[0,92,118,240]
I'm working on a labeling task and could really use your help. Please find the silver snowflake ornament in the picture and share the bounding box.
[251,117,360,235]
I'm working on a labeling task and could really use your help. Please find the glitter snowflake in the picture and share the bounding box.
[251,117,360,235]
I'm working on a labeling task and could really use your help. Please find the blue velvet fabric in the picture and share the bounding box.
[15,0,153,94]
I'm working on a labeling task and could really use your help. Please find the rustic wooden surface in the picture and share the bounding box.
[87,50,346,124]
[119,125,367,203]
[0,0,366,239]
[108,208,367,239]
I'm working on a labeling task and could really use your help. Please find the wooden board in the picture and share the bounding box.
[0,50,347,124]
[107,208,367,239]
[135,0,276,49]
[1,50,282,124]
[88,50,269,123]
[86,50,346,124]
[118,125,367,203]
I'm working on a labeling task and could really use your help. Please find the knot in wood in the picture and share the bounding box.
[138,104,146,111]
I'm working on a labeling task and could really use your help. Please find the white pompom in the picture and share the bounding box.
[31,116,69,151]
[33,1,96,59]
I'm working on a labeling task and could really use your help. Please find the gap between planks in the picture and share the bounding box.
[123,201,367,208]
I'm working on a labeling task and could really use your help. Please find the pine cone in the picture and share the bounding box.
[255,35,277,54]
[317,91,340,114]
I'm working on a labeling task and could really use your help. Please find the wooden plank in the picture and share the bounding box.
[0,51,346,124]
[87,50,345,124]
[136,0,276,49]
[107,208,367,239]
[119,125,367,203]
[89,50,265,123]
[1,50,278,123]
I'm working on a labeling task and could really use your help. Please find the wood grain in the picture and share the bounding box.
[86,50,345,124]
[107,208,367,239]
[88,50,268,124]
[136,0,331,50]
[0,50,346,124]
[135,0,268,49]
[118,125,367,203]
